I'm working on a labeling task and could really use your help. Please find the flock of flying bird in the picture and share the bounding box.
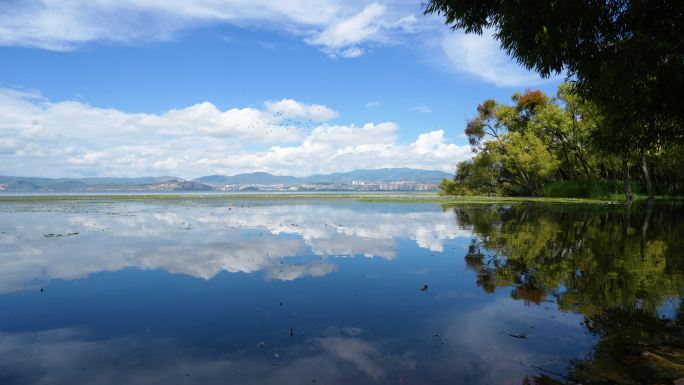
[245,110,329,136]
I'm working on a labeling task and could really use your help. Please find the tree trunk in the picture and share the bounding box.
[641,154,654,200]
[642,199,653,240]
[622,199,631,237]
[575,144,593,179]
[622,158,633,204]
[519,171,534,196]
[640,199,654,259]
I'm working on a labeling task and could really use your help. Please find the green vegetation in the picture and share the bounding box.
[449,203,684,383]
[425,1,684,202]
[543,180,618,200]
[437,84,684,200]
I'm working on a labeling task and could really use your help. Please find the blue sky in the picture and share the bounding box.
[0,0,561,178]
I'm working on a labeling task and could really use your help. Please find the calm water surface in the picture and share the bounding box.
[0,199,683,384]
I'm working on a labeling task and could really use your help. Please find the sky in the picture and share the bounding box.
[0,0,562,178]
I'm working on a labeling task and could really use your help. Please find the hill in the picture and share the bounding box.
[194,172,299,186]
[0,176,210,192]
[302,168,451,184]
[0,168,450,192]
[194,168,450,186]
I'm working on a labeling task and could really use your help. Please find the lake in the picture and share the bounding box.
[0,198,682,384]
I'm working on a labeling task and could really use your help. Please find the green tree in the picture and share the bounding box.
[499,131,559,195]
[442,86,581,196]
[425,0,684,200]
[440,84,684,199]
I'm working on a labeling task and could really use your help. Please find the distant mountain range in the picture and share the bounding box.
[195,172,300,186]
[195,168,451,185]
[0,168,451,192]
[0,176,211,192]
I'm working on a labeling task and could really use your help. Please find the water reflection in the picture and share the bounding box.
[0,200,682,384]
[453,202,684,383]
[0,328,398,385]
[0,202,465,293]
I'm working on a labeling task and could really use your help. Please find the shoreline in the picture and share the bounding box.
[0,193,625,204]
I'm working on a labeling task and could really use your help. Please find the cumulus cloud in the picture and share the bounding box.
[198,125,470,176]
[0,0,416,58]
[0,88,324,142]
[440,29,553,87]
[308,3,418,58]
[0,88,470,178]
[265,99,338,121]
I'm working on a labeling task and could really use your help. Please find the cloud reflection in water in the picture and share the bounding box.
[0,202,469,293]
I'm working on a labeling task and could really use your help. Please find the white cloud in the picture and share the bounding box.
[265,99,338,121]
[308,3,384,58]
[0,0,416,58]
[197,125,470,176]
[0,137,17,154]
[0,88,471,178]
[365,101,380,108]
[308,3,418,58]
[409,105,431,114]
[441,29,552,87]
[0,89,324,143]
[67,151,107,166]
[307,122,397,145]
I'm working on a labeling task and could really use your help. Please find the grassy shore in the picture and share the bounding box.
[0,192,633,204]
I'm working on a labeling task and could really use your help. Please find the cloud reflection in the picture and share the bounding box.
[0,202,470,292]
[0,328,395,385]
[0,307,588,385]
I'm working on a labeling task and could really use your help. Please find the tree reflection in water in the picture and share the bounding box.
[450,202,684,384]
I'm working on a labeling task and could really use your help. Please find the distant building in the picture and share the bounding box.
[215,180,438,192]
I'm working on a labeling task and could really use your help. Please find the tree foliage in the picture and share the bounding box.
[440,84,684,197]
[424,0,684,153]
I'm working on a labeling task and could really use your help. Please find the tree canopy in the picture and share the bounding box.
[424,0,684,153]
[440,84,684,198]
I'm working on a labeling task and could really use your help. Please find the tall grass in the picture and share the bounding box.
[544,179,643,199]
